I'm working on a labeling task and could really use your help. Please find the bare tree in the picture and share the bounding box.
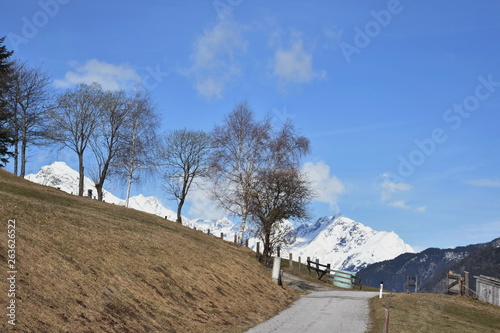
[47,83,103,196]
[250,168,313,265]
[5,60,52,176]
[210,102,270,244]
[89,89,131,201]
[114,88,159,207]
[158,129,211,224]
[249,120,313,264]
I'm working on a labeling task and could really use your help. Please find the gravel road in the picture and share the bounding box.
[245,273,379,333]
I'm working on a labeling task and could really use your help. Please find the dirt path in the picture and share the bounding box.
[245,273,379,333]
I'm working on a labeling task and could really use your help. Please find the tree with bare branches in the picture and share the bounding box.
[89,89,131,201]
[158,128,211,224]
[210,102,270,244]
[114,88,159,207]
[6,60,52,176]
[47,83,103,196]
[249,120,313,264]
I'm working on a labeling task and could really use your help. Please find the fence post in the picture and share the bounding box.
[220,232,224,239]
[383,291,392,333]
[256,242,260,255]
[298,256,301,273]
[289,253,293,269]
[234,234,237,244]
[464,271,469,296]
[207,229,210,236]
[277,245,280,258]
[245,239,249,247]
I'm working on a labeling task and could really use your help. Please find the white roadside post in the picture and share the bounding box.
[272,257,282,285]
[379,281,384,298]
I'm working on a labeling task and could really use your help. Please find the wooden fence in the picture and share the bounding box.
[475,275,500,306]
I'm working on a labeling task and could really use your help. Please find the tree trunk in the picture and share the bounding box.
[13,141,18,176]
[20,135,27,177]
[78,153,84,196]
[96,154,112,201]
[238,209,248,246]
[263,230,272,265]
[125,173,133,208]
[95,183,103,201]
[176,197,185,224]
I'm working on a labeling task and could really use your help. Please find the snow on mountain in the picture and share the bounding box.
[191,217,238,237]
[25,161,183,222]
[25,162,414,272]
[285,215,415,271]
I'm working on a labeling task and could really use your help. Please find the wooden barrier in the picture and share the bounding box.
[405,276,418,293]
[447,272,462,295]
[306,259,330,280]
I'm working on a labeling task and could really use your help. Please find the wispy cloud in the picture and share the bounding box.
[464,178,500,187]
[388,200,410,209]
[380,174,412,201]
[270,31,326,86]
[379,173,425,213]
[183,16,247,99]
[54,59,141,91]
[388,200,426,213]
[303,161,345,212]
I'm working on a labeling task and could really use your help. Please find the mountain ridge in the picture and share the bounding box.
[357,238,500,293]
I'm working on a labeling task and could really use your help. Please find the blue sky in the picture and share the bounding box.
[2,0,500,251]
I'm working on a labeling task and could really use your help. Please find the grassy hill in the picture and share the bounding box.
[0,168,296,332]
[368,293,500,333]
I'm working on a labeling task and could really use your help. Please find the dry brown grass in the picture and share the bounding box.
[368,292,500,333]
[0,169,297,332]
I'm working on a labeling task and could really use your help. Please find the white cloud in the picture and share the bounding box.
[380,175,412,201]
[271,33,326,86]
[183,16,247,99]
[416,206,427,213]
[302,161,345,212]
[379,174,425,213]
[465,178,500,187]
[54,59,141,91]
[186,182,227,220]
[388,200,410,209]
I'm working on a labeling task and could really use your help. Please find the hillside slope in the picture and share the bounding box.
[0,169,295,332]
[26,162,415,272]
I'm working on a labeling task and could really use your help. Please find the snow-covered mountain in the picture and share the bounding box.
[25,161,181,222]
[286,216,415,271]
[25,161,414,272]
